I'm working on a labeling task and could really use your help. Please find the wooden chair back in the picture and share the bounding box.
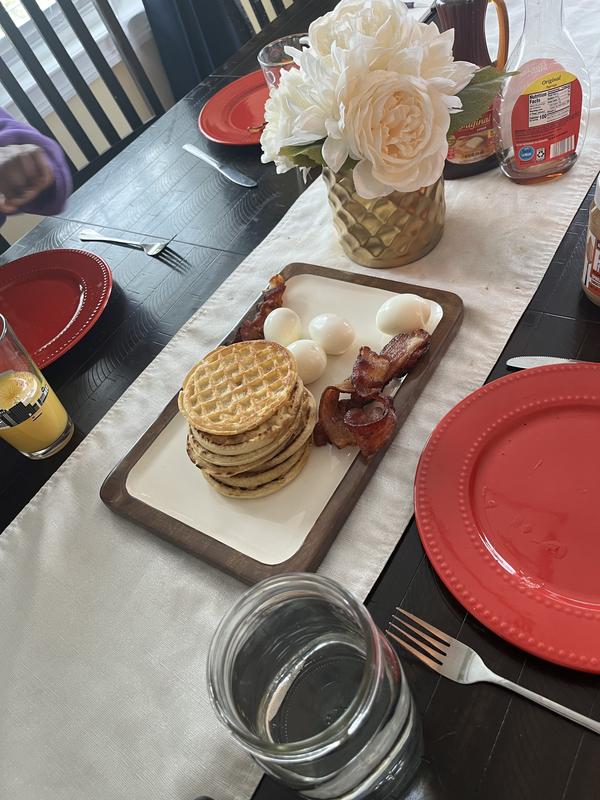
[0,0,165,190]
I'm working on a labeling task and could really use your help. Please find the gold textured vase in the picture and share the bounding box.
[323,168,445,268]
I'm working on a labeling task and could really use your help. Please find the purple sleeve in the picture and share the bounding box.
[0,107,72,219]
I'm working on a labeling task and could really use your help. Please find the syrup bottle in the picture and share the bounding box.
[437,0,509,179]
[494,0,591,184]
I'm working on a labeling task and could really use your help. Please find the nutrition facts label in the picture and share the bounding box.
[511,69,582,167]
[528,83,571,128]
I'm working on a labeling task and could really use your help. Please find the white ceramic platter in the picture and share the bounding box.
[123,272,444,566]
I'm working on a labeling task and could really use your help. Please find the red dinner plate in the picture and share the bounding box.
[199,71,270,145]
[0,249,112,369]
[415,364,600,672]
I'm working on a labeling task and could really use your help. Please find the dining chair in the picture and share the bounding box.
[143,0,295,104]
[0,0,165,190]
[237,0,295,33]
[142,0,253,100]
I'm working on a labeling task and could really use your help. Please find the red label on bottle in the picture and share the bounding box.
[447,107,495,165]
[511,70,582,168]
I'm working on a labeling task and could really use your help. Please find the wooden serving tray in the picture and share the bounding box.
[101,263,463,584]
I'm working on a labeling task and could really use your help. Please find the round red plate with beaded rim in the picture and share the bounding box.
[414,363,600,673]
[0,248,112,369]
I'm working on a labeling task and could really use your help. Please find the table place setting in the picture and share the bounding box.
[1,0,600,799]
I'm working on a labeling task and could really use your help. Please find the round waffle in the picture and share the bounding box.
[190,378,304,457]
[215,443,308,488]
[187,390,307,475]
[187,428,288,472]
[203,442,311,499]
[178,340,297,436]
[254,391,316,471]
[188,389,316,478]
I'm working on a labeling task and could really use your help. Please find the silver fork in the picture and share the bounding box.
[387,608,600,735]
[79,228,169,257]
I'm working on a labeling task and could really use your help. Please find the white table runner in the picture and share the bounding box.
[2,3,600,799]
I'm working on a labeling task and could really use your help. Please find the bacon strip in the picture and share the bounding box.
[344,397,397,458]
[314,384,368,450]
[235,274,286,341]
[351,347,391,398]
[381,330,431,382]
[315,329,431,458]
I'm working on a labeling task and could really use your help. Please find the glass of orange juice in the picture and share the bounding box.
[0,314,74,459]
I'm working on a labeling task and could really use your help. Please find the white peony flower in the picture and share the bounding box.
[260,0,478,196]
[342,70,452,197]
[260,65,331,172]
[412,24,476,97]
[308,0,475,95]
[317,28,477,196]
[308,0,409,58]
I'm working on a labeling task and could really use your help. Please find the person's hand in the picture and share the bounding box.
[0,144,54,214]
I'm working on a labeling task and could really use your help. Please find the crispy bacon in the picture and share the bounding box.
[315,385,365,450]
[351,347,391,398]
[235,274,286,341]
[381,330,431,382]
[315,329,431,459]
[312,421,330,447]
[344,397,397,458]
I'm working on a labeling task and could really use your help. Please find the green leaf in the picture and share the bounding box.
[280,141,326,168]
[448,66,517,137]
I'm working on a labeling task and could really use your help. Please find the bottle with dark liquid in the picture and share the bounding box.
[436,0,509,179]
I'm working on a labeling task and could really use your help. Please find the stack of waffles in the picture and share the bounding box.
[179,340,316,498]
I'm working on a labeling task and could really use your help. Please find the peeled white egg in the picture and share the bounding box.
[376,294,431,336]
[308,313,355,355]
[263,307,302,346]
[288,339,327,385]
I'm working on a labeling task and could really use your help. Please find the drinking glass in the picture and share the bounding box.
[0,314,74,458]
[207,574,423,800]
[257,33,307,88]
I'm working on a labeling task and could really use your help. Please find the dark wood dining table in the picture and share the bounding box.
[1,1,599,798]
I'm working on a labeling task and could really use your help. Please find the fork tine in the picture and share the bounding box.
[395,608,452,646]
[386,629,443,672]
[391,616,448,655]
[388,622,445,663]
[161,248,187,264]
[157,251,179,265]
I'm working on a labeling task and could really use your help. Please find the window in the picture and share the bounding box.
[1,0,54,26]
[0,0,151,118]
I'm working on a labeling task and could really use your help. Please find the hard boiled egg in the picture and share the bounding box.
[308,313,355,355]
[263,307,302,346]
[376,294,432,335]
[288,339,327,385]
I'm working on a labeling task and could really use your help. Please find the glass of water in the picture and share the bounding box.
[207,574,422,799]
[257,33,307,88]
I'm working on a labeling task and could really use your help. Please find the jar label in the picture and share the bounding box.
[511,71,582,168]
[583,228,600,297]
[447,107,495,165]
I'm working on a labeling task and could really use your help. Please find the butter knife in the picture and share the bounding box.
[183,143,257,188]
[507,356,582,369]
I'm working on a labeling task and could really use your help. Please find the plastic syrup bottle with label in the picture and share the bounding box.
[437,0,509,179]
[494,0,590,184]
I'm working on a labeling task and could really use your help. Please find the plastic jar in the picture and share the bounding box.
[582,180,600,307]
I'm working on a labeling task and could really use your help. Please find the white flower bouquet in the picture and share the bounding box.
[261,0,507,199]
